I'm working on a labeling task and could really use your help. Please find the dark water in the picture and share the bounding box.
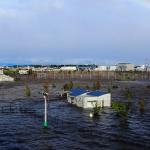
[0,99,150,150]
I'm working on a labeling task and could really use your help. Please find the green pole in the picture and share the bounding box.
[44,95,48,128]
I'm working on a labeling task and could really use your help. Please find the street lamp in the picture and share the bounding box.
[42,91,48,128]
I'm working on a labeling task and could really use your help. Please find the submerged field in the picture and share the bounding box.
[0,80,150,150]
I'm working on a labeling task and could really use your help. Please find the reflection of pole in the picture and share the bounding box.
[44,95,48,128]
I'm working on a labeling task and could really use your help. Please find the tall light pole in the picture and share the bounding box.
[42,91,48,128]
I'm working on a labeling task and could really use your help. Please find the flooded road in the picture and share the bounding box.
[0,99,150,150]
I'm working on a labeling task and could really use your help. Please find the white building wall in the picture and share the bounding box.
[109,66,117,71]
[94,66,108,71]
[60,66,77,71]
[0,70,4,74]
[69,93,111,109]
[19,70,28,75]
[0,75,14,82]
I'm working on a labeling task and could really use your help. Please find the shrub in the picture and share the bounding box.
[85,84,90,90]
[139,99,145,113]
[43,83,49,93]
[25,85,31,97]
[96,80,101,89]
[69,81,74,89]
[52,83,56,88]
[107,87,111,93]
[63,83,70,91]
[14,77,21,81]
[4,70,19,75]
[28,69,33,75]
[146,85,150,89]
[124,88,133,99]
[92,83,97,90]
[112,101,128,116]
[93,102,101,116]
[112,85,118,89]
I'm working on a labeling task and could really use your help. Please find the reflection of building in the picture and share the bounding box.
[0,70,14,82]
[67,88,111,109]
[117,63,134,71]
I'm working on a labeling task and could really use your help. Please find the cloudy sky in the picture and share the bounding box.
[0,0,150,65]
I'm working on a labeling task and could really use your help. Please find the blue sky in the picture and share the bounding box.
[0,0,150,65]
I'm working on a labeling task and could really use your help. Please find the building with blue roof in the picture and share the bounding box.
[67,88,111,108]
[69,88,87,97]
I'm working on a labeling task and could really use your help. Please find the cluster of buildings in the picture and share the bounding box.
[0,63,149,80]
[67,88,111,109]
[0,70,14,82]
[59,63,149,71]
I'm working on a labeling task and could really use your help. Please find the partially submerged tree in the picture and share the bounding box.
[69,81,74,89]
[112,101,128,117]
[25,85,31,97]
[93,102,101,116]
[85,84,90,90]
[96,80,101,89]
[124,88,133,99]
[63,81,74,91]
[139,99,145,113]
[63,83,70,91]
[92,83,97,90]
[43,82,49,93]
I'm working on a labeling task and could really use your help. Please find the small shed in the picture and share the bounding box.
[67,88,111,109]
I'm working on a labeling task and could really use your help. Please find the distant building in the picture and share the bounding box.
[37,73,48,79]
[0,70,14,82]
[60,66,77,71]
[19,70,28,75]
[0,70,3,74]
[108,65,117,71]
[94,66,108,71]
[117,63,134,71]
[135,65,149,71]
[67,88,111,109]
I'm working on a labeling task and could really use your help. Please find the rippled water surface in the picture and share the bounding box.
[0,99,150,150]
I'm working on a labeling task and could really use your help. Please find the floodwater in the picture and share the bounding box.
[0,99,150,150]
